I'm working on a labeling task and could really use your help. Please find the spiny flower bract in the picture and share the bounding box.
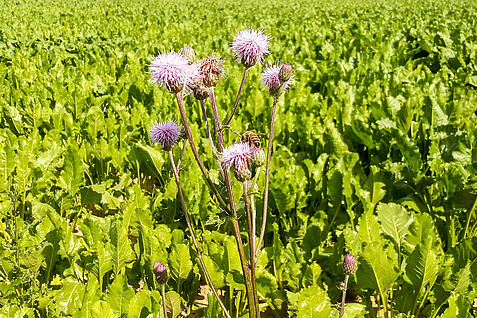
[231,28,270,67]
[150,121,182,151]
[149,51,199,93]
[198,55,225,87]
[342,254,356,276]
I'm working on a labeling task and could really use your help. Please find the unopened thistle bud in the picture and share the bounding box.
[279,64,293,82]
[342,254,356,276]
[153,261,168,285]
[179,46,196,64]
[252,148,265,167]
[188,75,209,100]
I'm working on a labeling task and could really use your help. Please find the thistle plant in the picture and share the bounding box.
[340,254,356,318]
[150,121,231,318]
[148,27,292,318]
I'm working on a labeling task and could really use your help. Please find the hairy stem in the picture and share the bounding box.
[243,182,260,317]
[223,67,250,126]
[209,87,257,318]
[256,98,278,253]
[161,284,168,318]
[200,99,224,178]
[168,151,231,318]
[339,275,349,318]
[175,93,229,212]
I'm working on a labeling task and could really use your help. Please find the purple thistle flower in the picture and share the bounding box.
[231,28,270,67]
[149,51,199,93]
[150,121,182,151]
[342,254,356,276]
[221,143,254,182]
[262,63,294,98]
[153,261,168,285]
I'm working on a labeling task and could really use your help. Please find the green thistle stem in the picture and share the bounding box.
[209,87,258,318]
[243,181,260,317]
[223,66,249,126]
[256,97,278,253]
[161,284,168,318]
[175,93,229,212]
[168,150,231,318]
[199,99,224,178]
[339,275,349,318]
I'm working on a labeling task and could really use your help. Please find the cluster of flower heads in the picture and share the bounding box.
[149,27,294,156]
[221,138,265,182]
[149,27,292,97]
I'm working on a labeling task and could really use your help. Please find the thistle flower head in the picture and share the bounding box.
[153,262,168,285]
[262,63,294,98]
[150,121,183,151]
[342,254,356,276]
[231,28,270,67]
[221,143,254,182]
[198,55,225,87]
[149,51,199,93]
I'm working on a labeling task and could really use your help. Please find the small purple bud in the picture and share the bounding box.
[153,262,168,285]
[342,254,356,276]
[279,64,293,82]
[179,46,196,64]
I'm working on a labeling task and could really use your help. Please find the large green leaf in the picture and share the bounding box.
[287,285,331,317]
[405,238,439,312]
[169,243,193,280]
[46,277,86,315]
[104,274,135,317]
[59,143,84,196]
[357,243,399,293]
[357,209,381,245]
[109,216,134,275]
[403,213,440,254]
[0,131,16,192]
[376,203,412,254]
[439,293,473,318]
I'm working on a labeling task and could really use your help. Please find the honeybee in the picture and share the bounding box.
[241,130,261,148]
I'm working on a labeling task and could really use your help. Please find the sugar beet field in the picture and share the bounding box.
[0,0,476,317]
